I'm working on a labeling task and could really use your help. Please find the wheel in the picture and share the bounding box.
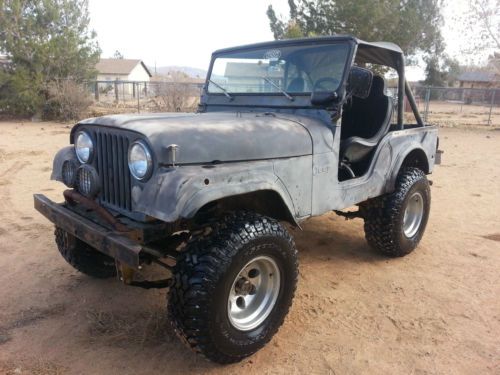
[168,212,298,364]
[362,168,431,257]
[54,227,116,278]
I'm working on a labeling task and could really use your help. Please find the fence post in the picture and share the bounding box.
[114,80,119,102]
[94,82,99,101]
[424,87,431,122]
[132,82,136,99]
[137,83,140,114]
[144,82,148,97]
[488,89,496,126]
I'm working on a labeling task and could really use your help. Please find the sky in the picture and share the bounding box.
[88,0,290,69]
[88,0,470,81]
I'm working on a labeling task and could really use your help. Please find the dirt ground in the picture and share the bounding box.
[0,120,499,375]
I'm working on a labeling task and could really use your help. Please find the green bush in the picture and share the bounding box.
[0,68,43,117]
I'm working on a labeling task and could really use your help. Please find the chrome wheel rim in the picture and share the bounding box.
[403,191,424,238]
[227,256,281,331]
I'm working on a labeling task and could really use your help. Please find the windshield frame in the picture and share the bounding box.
[202,38,356,108]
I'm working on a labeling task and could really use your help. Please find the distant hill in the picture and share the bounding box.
[151,65,208,79]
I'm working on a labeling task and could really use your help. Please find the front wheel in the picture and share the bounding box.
[362,168,431,257]
[168,212,298,364]
[54,227,117,278]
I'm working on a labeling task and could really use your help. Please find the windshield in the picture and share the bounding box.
[208,43,350,95]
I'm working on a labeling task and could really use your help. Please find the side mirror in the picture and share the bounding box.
[348,66,373,99]
[310,91,338,106]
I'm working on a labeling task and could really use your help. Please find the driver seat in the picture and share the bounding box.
[340,75,393,164]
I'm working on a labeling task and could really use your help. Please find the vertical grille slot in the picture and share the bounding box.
[94,130,132,211]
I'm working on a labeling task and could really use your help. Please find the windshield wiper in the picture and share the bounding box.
[208,79,233,100]
[262,76,294,101]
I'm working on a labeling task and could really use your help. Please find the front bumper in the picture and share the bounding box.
[34,194,142,268]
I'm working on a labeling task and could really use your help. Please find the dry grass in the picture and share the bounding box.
[420,101,500,128]
[85,308,175,347]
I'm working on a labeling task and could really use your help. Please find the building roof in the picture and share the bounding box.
[95,58,152,77]
[458,71,498,82]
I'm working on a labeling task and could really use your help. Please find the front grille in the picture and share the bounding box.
[92,130,132,211]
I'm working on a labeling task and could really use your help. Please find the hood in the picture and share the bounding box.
[78,112,312,164]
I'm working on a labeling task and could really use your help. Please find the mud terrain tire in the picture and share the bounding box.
[54,227,116,278]
[363,168,431,257]
[168,212,298,364]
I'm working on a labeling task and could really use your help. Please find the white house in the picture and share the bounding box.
[95,59,152,96]
[96,58,152,82]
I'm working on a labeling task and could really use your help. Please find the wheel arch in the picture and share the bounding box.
[190,189,298,226]
[387,147,429,191]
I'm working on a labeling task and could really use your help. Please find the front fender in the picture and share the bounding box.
[134,161,298,224]
[51,146,77,181]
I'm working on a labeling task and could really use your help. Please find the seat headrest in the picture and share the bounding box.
[370,76,386,97]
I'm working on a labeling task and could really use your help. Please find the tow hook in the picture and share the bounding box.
[116,261,173,289]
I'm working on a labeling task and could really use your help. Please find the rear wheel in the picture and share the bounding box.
[54,227,116,278]
[362,168,431,257]
[168,212,298,364]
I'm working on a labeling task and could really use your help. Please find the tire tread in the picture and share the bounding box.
[168,211,298,364]
[362,168,430,257]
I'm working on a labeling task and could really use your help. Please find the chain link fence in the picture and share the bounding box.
[86,80,204,115]
[85,80,499,127]
[411,86,499,127]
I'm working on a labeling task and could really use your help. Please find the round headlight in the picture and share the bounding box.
[62,159,78,188]
[128,141,153,180]
[76,165,100,197]
[75,131,94,163]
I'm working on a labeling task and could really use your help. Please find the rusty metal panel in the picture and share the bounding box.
[34,194,141,268]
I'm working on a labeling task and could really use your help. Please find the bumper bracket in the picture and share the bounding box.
[34,194,142,268]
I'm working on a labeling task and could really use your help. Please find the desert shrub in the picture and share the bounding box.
[44,80,92,121]
[153,82,199,112]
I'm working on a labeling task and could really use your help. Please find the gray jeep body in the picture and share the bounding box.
[36,35,439,269]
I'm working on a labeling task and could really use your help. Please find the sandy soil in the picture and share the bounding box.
[0,121,499,375]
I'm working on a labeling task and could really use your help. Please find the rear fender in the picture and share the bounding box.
[386,143,433,192]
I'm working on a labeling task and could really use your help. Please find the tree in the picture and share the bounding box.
[424,56,446,86]
[466,0,500,52]
[443,56,461,86]
[423,55,461,87]
[267,0,444,57]
[113,50,124,59]
[0,0,100,117]
[453,0,499,63]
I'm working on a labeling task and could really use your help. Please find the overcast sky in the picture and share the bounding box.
[88,0,468,80]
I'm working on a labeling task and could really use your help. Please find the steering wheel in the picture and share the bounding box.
[313,77,340,92]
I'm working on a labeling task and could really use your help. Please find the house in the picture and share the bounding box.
[95,58,152,82]
[222,62,283,93]
[457,71,499,89]
[95,58,152,96]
